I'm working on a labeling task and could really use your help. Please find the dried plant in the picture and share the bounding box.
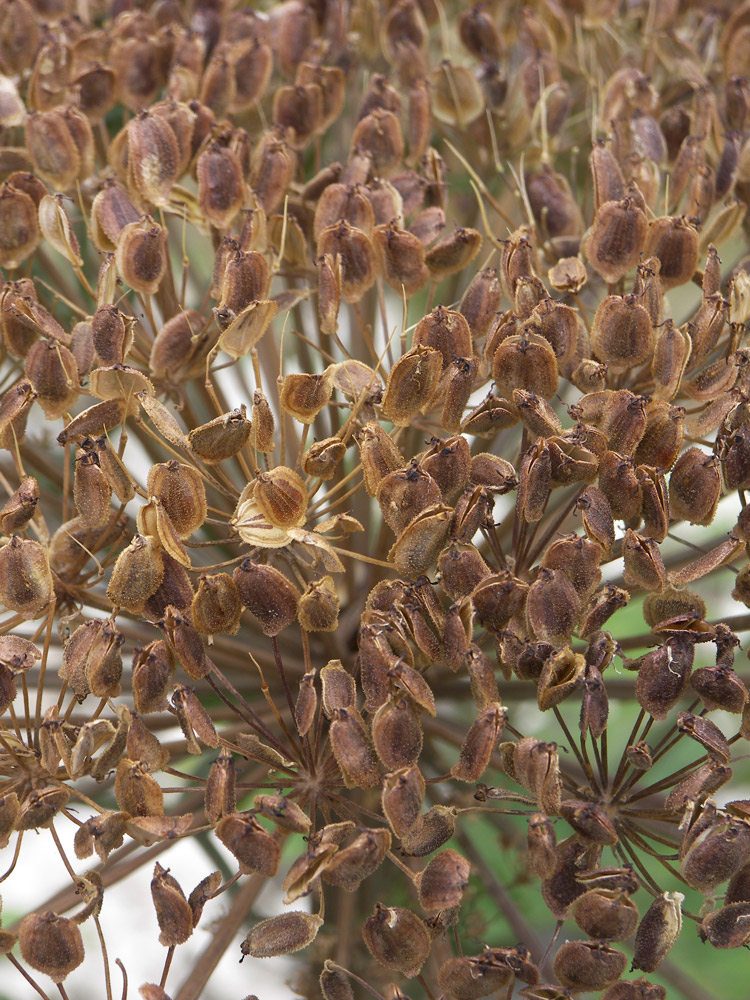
[3,2,750,1000]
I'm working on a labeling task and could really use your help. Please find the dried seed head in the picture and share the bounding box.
[323,827,392,891]
[0,536,53,617]
[635,639,694,721]
[362,903,430,978]
[553,941,627,991]
[528,812,557,879]
[632,892,684,973]
[151,863,193,947]
[18,912,84,983]
[241,911,322,959]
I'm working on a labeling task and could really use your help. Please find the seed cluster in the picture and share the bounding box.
[1,1,750,999]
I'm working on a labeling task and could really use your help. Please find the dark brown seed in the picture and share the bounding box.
[215,813,281,876]
[192,574,241,636]
[632,892,684,973]
[572,889,639,941]
[18,912,84,983]
[643,215,699,291]
[233,559,299,636]
[553,940,627,992]
[329,707,380,788]
[583,198,648,284]
[151,863,193,947]
[635,639,694,721]
[241,911,322,959]
[362,902,430,978]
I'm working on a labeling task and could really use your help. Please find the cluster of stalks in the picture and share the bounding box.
[4,0,750,998]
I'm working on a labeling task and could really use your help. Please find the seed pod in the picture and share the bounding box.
[115,217,168,295]
[632,892,684,973]
[413,306,472,371]
[635,639,693,721]
[541,535,603,598]
[382,765,425,838]
[254,466,307,528]
[669,447,721,526]
[329,707,379,789]
[425,225,482,282]
[196,142,243,230]
[701,901,750,949]
[302,436,346,480]
[400,803,457,856]
[26,109,81,190]
[215,812,280,876]
[24,339,79,420]
[90,305,131,367]
[322,827,392,892]
[233,559,299,635]
[127,111,179,207]
[317,252,341,335]
[528,813,557,879]
[362,903,430,978]
[147,461,206,539]
[514,738,562,814]
[279,370,333,425]
[681,820,750,893]
[73,452,111,529]
[18,912,84,983]
[151,863,193,947]
[460,267,503,340]
[553,941,627,991]
[527,569,581,645]
[107,535,164,613]
[389,503,452,578]
[560,799,618,846]
[377,463,441,536]
[372,696,422,771]
[492,334,558,400]
[538,648,586,711]
[572,888,639,941]
[438,955,513,1000]
[590,294,652,373]
[643,216,699,291]
[419,435,471,501]
[0,475,37,534]
[451,702,507,782]
[192,574,241,636]
[188,406,252,465]
[623,531,666,592]
[132,641,175,715]
[320,960,355,1000]
[114,759,164,817]
[0,182,38,269]
[583,198,648,285]
[241,911,322,960]
[0,536,53,617]
[381,345,442,426]
[297,576,340,632]
[416,848,470,912]
[316,220,377,303]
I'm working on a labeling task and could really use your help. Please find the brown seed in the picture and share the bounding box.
[127,110,179,207]
[681,821,750,893]
[250,129,297,215]
[215,812,281,876]
[188,406,252,465]
[254,466,307,528]
[372,696,423,771]
[583,198,648,284]
[362,902,430,978]
[538,648,586,712]
[114,759,164,817]
[24,340,79,420]
[320,960,355,1000]
[492,334,559,400]
[528,813,557,879]
[451,702,506,782]
[73,452,111,529]
[389,503,452,578]
[116,217,168,295]
[572,888,639,941]
[18,912,84,983]
[241,911,322,959]
[323,827,392,892]
[416,848,470,912]
[632,892,684,973]
[330,707,380,789]
[132,641,175,715]
[233,559,299,636]
[107,535,164,614]
[643,216,699,291]
[0,475,38,533]
[425,225,482,282]
[514,738,562,814]
[0,536,53,617]
[553,941,627,991]
[192,574,241,637]
[0,182,38,268]
[590,294,652,373]
[382,765,425,838]
[279,371,334,424]
[91,305,132,366]
[147,461,206,539]
[298,575,340,632]
[197,143,244,230]
[151,863,193,947]
[635,638,694,721]
[526,568,581,645]
[400,803,457,856]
